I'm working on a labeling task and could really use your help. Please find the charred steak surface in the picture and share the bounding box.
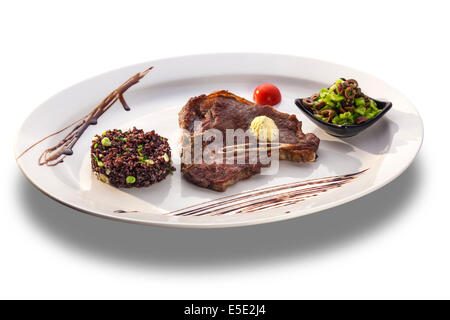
[179,91,320,191]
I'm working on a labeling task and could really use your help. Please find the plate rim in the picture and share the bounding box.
[14,52,424,228]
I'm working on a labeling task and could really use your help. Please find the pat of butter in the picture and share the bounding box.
[249,116,279,141]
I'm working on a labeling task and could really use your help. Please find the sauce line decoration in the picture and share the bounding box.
[16,67,153,166]
[165,169,368,216]
[114,169,369,216]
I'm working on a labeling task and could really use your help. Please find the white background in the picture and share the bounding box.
[1,0,449,299]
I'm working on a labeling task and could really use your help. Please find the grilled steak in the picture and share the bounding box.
[179,91,320,191]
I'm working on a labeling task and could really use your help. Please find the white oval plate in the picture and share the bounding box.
[15,54,423,228]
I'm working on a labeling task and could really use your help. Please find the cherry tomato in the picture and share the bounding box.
[253,83,282,106]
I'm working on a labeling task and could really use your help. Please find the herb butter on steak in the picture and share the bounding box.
[178,91,320,191]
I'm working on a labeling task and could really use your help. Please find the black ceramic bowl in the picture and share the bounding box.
[295,96,392,138]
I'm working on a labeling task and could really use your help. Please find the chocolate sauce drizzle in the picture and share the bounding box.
[113,210,140,214]
[16,67,153,166]
[165,169,368,217]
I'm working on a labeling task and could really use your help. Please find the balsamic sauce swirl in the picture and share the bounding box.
[114,170,367,216]
[16,67,153,166]
[167,169,367,216]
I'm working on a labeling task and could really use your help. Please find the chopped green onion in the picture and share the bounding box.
[355,97,365,108]
[370,99,378,109]
[355,106,366,116]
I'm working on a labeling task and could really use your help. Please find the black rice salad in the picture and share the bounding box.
[90,127,175,188]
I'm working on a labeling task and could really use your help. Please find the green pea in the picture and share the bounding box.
[101,137,111,147]
[126,176,136,184]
